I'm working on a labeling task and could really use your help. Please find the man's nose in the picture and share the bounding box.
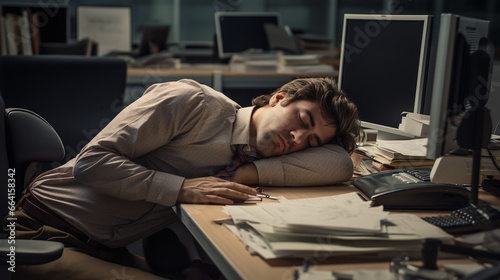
[290,129,308,145]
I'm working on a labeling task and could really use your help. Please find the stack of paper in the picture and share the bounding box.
[229,51,279,72]
[277,53,335,73]
[371,138,435,170]
[222,193,453,259]
[351,147,378,176]
[398,112,430,137]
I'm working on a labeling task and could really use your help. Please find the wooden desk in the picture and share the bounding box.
[177,185,500,280]
[127,65,338,78]
[127,65,338,93]
[125,64,338,107]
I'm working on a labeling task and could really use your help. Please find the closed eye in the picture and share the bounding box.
[300,110,322,147]
[299,110,314,128]
[313,135,321,147]
[299,113,307,127]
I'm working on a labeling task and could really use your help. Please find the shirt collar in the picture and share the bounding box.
[231,106,254,146]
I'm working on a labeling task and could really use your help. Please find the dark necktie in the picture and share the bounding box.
[214,145,255,180]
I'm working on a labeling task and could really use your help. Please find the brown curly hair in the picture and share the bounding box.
[252,77,360,153]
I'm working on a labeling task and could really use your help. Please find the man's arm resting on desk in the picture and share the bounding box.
[231,164,259,186]
[178,176,258,204]
[232,144,353,186]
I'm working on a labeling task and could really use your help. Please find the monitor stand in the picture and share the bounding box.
[455,41,493,205]
[459,106,492,205]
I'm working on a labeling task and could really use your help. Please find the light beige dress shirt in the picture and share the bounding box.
[30,79,353,247]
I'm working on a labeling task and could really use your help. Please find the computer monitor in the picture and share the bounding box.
[338,14,432,139]
[137,25,170,57]
[426,14,493,160]
[426,14,494,205]
[215,12,280,59]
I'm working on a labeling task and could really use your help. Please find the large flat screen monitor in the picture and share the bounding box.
[426,14,493,160]
[426,14,494,205]
[215,12,280,59]
[338,14,432,139]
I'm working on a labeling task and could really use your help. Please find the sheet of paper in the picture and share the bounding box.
[220,193,453,260]
[258,193,387,233]
[224,223,290,259]
[384,214,453,242]
[249,222,428,242]
[268,240,420,255]
[376,138,428,157]
[277,192,365,207]
[77,6,131,56]
[224,204,277,225]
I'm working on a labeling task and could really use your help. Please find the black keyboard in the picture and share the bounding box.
[389,168,432,184]
[404,169,431,181]
[422,204,500,234]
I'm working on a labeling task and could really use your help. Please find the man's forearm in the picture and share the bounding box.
[231,163,259,186]
[253,144,353,186]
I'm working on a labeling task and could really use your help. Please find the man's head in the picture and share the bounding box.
[250,77,360,157]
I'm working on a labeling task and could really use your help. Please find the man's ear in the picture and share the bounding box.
[269,92,287,107]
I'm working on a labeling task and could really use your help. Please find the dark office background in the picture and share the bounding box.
[1,0,499,133]
[0,0,498,50]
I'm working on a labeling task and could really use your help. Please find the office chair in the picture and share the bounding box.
[0,55,127,164]
[0,96,65,279]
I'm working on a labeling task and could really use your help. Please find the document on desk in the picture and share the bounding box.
[376,138,428,157]
[258,195,387,233]
[225,193,385,233]
[222,193,453,259]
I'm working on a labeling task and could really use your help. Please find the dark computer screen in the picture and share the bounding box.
[338,14,432,138]
[215,12,280,58]
[137,25,170,57]
[426,14,494,205]
[427,14,492,160]
[1,5,69,43]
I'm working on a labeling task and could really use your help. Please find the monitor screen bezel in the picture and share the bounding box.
[426,14,491,160]
[214,11,281,59]
[338,14,432,139]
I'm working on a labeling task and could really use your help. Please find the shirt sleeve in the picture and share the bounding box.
[253,144,353,186]
[72,80,207,206]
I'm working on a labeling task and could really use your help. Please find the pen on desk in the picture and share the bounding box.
[253,187,279,200]
[255,193,279,200]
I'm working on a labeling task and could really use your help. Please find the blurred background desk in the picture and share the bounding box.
[126,64,338,107]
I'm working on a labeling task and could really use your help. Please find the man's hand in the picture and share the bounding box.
[178,176,258,204]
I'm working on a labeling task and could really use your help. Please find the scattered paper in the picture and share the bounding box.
[376,138,428,157]
[221,193,453,259]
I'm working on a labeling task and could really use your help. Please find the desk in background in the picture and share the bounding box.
[177,185,500,280]
[126,64,338,107]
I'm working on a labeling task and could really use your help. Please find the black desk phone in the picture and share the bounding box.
[353,169,470,210]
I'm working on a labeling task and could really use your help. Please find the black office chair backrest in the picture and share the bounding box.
[0,96,9,222]
[0,55,126,164]
[5,108,65,189]
[0,96,65,219]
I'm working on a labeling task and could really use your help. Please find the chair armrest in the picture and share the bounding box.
[0,239,64,265]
